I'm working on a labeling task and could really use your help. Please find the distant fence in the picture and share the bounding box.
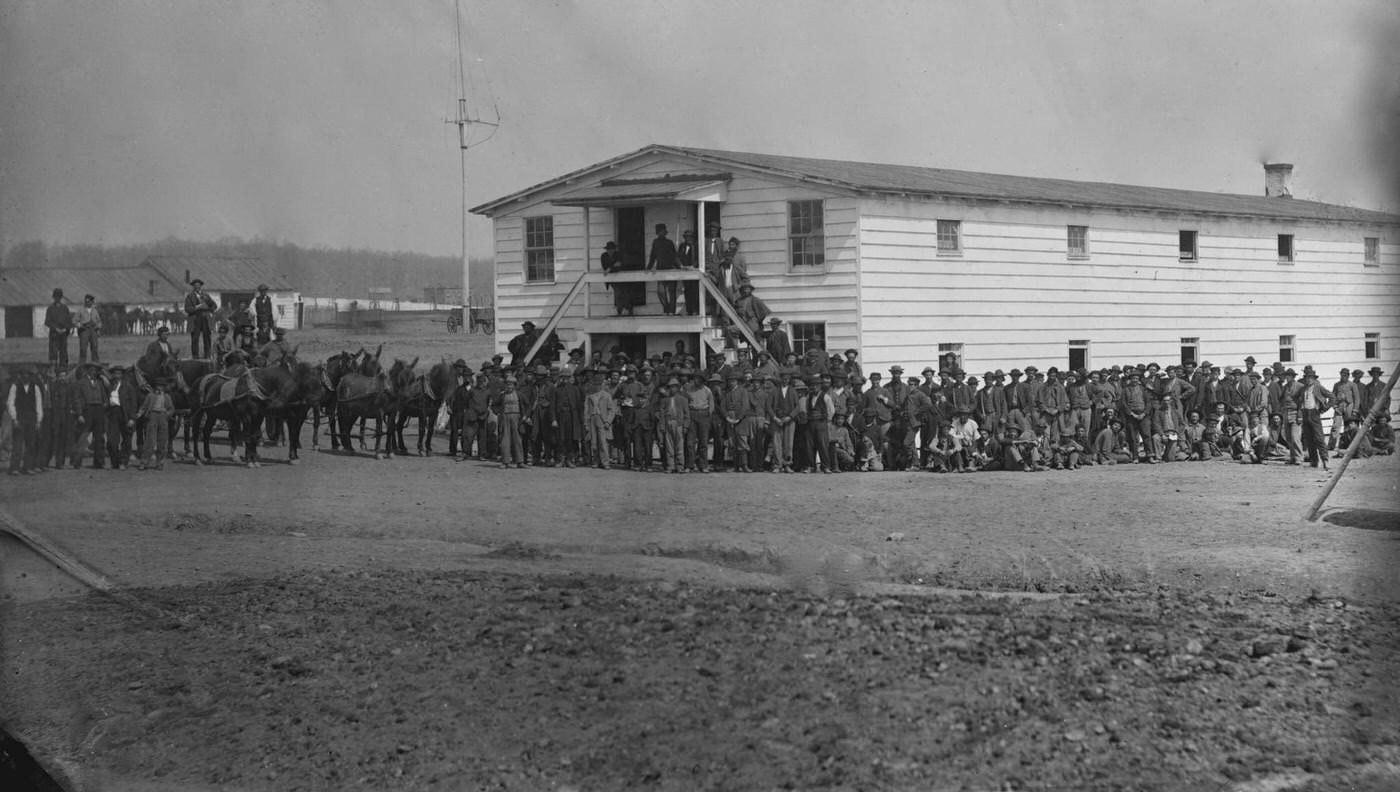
[304,305,385,330]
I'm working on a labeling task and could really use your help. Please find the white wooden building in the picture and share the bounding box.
[471,145,1399,386]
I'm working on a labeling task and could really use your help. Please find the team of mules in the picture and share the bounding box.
[130,344,460,466]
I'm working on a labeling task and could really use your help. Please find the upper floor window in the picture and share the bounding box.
[1279,334,1295,364]
[1179,230,1197,262]
[937,220,961,254]
[524,216,555,282]
[1278,234,1294,264]
[1067,225,1089,260]
[788,200,825,269]
[1364,237,1380,267]
[1365,332,1380,360]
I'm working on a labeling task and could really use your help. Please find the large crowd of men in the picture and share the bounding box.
[444,334,1395,473]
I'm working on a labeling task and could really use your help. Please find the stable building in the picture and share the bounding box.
[471,145,1399,382]
[0,266,185,339]
[140,255,302,329]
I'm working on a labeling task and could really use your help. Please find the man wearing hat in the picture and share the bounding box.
[42,364,76,470]
[765,317,792,363]
[882,366,911,470]
[1364,366,1390,420]
[706,236,748,311]
[1118,369,1155,462]
[183,278,217,359]
[646,223,680,316]
[858,371,892,471]
[582,370,617,469]
[44,288,73,368]
[72,363,109,468]
[1329,368,1358,453]
[507,321,540,369]
[492,373,526,468]
[254,284,276,343]
[212,323,235,362]
[104,364,139,470]
[730,281,770,347]
[669,229,697,313]
[551,366,584,467]
[655,377,689,472]
[74,293,101,364]
[1274,368,1303,464]
[1297,369,1333,468]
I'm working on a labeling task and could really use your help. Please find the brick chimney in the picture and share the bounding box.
[1264,163,1293,198]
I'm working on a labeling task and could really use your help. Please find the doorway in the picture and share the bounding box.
[615,333,648,364]
[4,307,34,338]
[615,207,647,306]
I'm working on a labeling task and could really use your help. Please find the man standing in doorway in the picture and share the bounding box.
[647,223,680,316]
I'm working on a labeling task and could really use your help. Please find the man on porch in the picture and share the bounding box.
[646,223,680,316]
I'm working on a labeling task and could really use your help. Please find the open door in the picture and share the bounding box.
[615,207,647,306]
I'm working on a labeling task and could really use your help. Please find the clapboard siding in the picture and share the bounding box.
[858,197,1400,380]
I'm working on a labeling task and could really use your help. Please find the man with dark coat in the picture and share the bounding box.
[6,368,44,474]
[254,284,276,343]
[1297,369,1333,468]
[72,363,109,469]
[676,230,701,315]
[646,223,680,315]
[44,365,76,469]
[507,321,539,368]
[552,369,584,467]
[104,364,139,470]
[44,288,73,368]
[765,317,792,363]
[184,279,217,359]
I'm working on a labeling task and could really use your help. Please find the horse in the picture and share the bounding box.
[261,360,328,464]
[334,354,397,459]
[189,365,297,467]
[388,359,455,456]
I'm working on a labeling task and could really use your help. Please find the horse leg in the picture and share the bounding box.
[288,412,302,464]
[372,414,385,460]
[357,417,367,451]
[421,412,433,457]
[246,411,261,468]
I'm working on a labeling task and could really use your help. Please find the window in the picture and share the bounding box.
[1365,332,1380,360]
[1180,337,1199,367]
[1067,225,1089,259]
[524,216,555,282]
[1365,237,1379,266]
[1279,335,1295,364]
[938,343,964,373]
[1278,234,1294,264]
[1179,230,1197,262]
[1068,340,1090,371]
[937,220,961,254]
[788,200,825,269]
[790,322,826,358]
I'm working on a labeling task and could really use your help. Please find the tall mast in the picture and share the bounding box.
[449,0,498,323]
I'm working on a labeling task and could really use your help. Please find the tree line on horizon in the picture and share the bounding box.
[1,237,494,301]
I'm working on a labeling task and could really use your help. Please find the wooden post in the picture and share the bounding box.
[1303,360,1399,522]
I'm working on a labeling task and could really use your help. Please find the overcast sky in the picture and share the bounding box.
[1,0,1396,260]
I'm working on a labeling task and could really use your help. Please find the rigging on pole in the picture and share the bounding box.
[447,0,499,330]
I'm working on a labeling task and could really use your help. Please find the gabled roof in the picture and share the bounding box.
[141,255,295,292]
[0,266,185,306]
[472,144,1400,225]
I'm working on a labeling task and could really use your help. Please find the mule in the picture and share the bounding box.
[261,360,328,464]
[388,360,455,456]
[189,366,296,467]
[333,357,396,460]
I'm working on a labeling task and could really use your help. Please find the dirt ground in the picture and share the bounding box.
[2,327,1399,791]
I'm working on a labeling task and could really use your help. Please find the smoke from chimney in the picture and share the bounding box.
[1264,163,1293,198]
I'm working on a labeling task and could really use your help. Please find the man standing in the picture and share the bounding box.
[1328,368,1357,453]
[722,372,757,472]
[104,364,138,470]
[184,279,217,359]
[1298,370,1333,469]
[860,371,893,471]
[765,317,792,363]
[6,369,44,474]
[254,284,276,343]
[583,373,616,469]
[646,223,680,316]
[684,372,715,473]
[657,378,689,473]
[1365,366,1391,418]
[730,282,770,347]
[44,288,73,368]
[493,375,525,469]
[1119,371,1155,463]
[73,363,109,469]
[707,237,749,309]
[44,364,76,470]
[677,229,700,316]
[804,376,834,473]
[74,294,101,364]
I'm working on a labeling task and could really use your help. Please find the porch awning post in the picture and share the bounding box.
[583,206,592,322]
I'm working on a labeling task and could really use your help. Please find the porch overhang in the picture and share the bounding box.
[552,174,730,208]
